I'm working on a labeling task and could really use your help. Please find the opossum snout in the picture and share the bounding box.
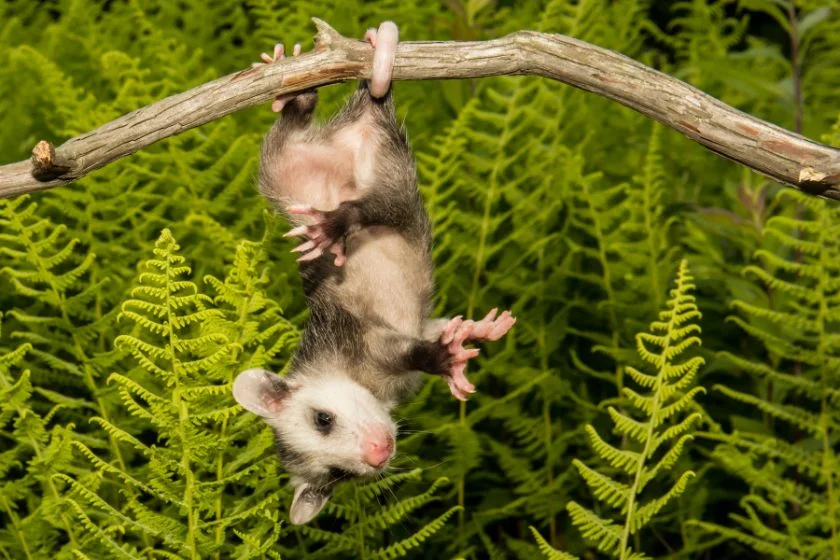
[361,430,395,468]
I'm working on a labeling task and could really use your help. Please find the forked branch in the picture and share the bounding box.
[1,18,839,200]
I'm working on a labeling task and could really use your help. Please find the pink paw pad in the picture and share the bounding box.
[439,308,516,401]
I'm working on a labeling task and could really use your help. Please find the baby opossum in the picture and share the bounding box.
[232,22,516,525]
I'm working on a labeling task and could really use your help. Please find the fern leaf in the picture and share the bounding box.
[529,526,581,559]
[566,502,622,554]
[572,459,631,509]
[569,261,705,558]
[371,506,462,560]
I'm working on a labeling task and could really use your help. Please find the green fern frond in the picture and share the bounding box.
[357,468,425,500]
[568,260,705,558]
[687,520,809,559]
[584,425,642,476]
[572,459,631,509]
[567,501,623,553]
[529,526,580,559]
[713,384,822,435]
[699,184,840,556]
[360,476,450,530]
[371,505,462,560]
[65,498,145,560]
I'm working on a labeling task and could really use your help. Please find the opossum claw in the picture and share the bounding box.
[291,240,316,253]
[437,309,516,401]
[285,205,349,267]
[252,40,310,112]
[471,309,517,341]
[297,247,324,262]
[284,225,309,238]
[446,363,475,402]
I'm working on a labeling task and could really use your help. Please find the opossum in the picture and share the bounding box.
[232,22,516,525]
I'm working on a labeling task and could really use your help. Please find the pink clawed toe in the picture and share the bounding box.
[283,205,346,266]
[438,309,516,401]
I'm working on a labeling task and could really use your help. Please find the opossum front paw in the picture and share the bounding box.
[438,319,481,401]
[437,309,516,401]
[284,204,359,267]
[253,42,297,66]
[462,308,517,342]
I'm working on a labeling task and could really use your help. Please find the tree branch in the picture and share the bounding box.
[2,18,839,200]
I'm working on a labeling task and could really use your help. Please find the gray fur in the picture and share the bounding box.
[260,81,440,401]
[242,79,459,523]
[235,41,515,523]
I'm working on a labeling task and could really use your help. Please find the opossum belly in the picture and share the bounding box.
[340,227,430,335]
[267,141,357,216]
[331,115,383,196]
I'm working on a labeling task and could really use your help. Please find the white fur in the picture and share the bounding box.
[266,373,397,477]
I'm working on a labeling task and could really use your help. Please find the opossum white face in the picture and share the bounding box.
[232,368,397,524]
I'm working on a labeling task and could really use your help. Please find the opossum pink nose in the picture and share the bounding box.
[362,433,394,468]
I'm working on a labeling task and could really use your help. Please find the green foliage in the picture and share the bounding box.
[0,313,81,558]
[1,0,839,558]
[562,261,705,559]
[688,188,840,558]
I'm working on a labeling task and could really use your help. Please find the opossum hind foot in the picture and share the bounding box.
[252,41,315,113]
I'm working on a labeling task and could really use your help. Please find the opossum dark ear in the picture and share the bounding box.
[289,481,331,525]
[232,368,293,418]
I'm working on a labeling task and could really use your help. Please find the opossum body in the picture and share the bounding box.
[232,22,516,525]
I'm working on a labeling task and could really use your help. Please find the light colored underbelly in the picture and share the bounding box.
[337,228,428,335]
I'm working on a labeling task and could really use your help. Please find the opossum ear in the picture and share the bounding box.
[232,368,293,418]
[289,481,331,524]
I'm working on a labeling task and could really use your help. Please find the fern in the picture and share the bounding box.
[295,473,459,559]
[2,1,840,558]
[694,188,840,558]
[529,526,581,560]
[0,313,81,558]
[565,260,705,559]
[66,229,246,558]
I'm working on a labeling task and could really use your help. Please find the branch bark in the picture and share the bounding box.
[2,18,839,200]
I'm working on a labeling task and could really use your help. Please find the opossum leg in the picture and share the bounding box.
[367,327,477,401]
[258,40,318,162]
[369,312,515,400]
[257,40,324,211]
[391,331,478,401]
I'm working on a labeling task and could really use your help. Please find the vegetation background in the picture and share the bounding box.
[1,0,838,558]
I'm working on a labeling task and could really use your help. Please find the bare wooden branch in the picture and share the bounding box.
[1,18,838,200]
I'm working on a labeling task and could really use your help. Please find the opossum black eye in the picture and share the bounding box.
[313,410,334,434]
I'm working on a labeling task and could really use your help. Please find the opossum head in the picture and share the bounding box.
[232,368,397,524]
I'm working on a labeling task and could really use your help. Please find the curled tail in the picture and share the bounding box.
[367,21,399,99]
